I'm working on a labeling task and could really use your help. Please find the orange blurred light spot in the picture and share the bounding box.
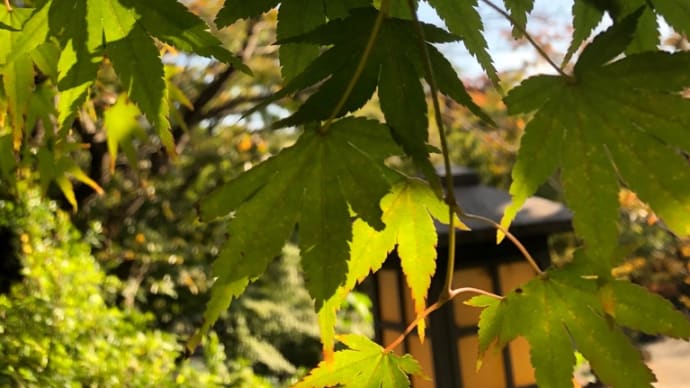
[236,134,253,152]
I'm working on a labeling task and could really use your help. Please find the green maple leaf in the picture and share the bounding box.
[564,0,690,65]
[0,6,34,64]
[500,13,690,269]
[318,178,465,354]
[36,146,104,211]
[504,0,534,38]
[348,178,465,338]
[250,7,489,187]
[121,0,249,72]
[216,0,369,79]
[276,0,325,81]
[325,0,373,19]
[468,252,690,388]
[0,135,15,186]
[104,94,146,172]
[294,334,423,388]
[562,0,604,65]
[47,0,169,143]
[652,0,690,37]
[427,0,499,85]
[215,0,280,27]
[0,5,45,148]
[197,117,401,339]
[1,3,50,67]
[47,0,245,141]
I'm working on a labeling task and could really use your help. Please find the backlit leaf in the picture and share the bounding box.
[652,0,690,36]
[101,2,171,151]
[504,0,534,38]
[55,40,100,131]
[324,0,372,19]
[36,147,104,211]
[104,94,145,172]
[199,117,401,334]
[563,0,604,66]
[501,21,690,260]
[261,7,485,185]
[294,334,422,388]
[276,0,325,81]
[319,178,465,348]
[468,259,663,388]
[2,52,33,149]
[427,0,499,85]
[1,2,49,66]
[120,0,249,72]
[215,0,280,27]
[0,7,33,64]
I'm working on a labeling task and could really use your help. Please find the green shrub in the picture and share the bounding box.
[0,186,268,387]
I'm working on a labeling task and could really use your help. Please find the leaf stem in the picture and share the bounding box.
[383,288,501,353]
[3,0,11,11]
[320,0,391,133]
[404,0,459,299]
[479,0,568,78]
[457,210,544,275]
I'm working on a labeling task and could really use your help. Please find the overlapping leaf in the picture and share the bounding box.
[249,7,488,186]
[44,0,244,140]
[104,94,145,172]
[651,0,690,37]
[468,252,690,388]
[500,15,690,270]
[504,0,534,38]
[216,0,370,80]
[324,0,373,19]
[294,334,423,388]
[215,0,280,27]
[427,0,498,85]
[36,147,104,211]
[276,0,325,81]
[120,0,248,71]
[197,117,401,339]
[0,6,40,149]
[318,178,465,355]
[564,0,690,65]
[1,4,49,67]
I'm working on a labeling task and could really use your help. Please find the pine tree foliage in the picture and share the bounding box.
[1,0,689,386]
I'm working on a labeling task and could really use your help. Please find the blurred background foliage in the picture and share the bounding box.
[0,1,688,386]
[0,184,269,387]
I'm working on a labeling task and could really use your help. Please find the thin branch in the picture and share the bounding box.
[384,288,501,353]
[201,94,272,119]
[405,0,458,298]
[177,19,260,138]
[448,286,503,300]
[3,0,11,11]
[320,0,391,133]
[479,0,569,78]
[457,210,544,275]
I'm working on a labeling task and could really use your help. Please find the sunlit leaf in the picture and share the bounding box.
[121,0,249,73]
[255,7,485,186]
[294,334,423,388]
[319,178,465,352]
[501,16,690,264]
[652,0,690,36]
[199,117,401,335]
[277,0,324,81]
[104,94,145,172]
[427,0,499,85]
[215,0,280,27]
[503,0,534,38]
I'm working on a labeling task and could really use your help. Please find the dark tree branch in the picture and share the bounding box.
[201,94,272,120]
[174,19,261,140]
